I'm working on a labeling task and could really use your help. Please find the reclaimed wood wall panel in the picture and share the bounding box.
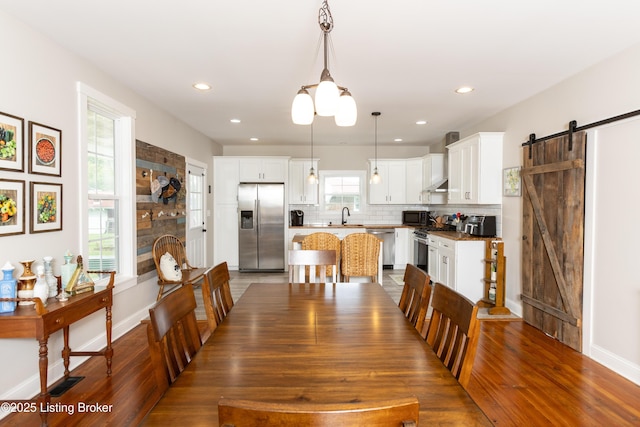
[135,140,186,276]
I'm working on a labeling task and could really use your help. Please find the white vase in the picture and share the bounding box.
[32,266,49,308]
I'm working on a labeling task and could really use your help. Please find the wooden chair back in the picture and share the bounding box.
[288,250,338,283]
[340,233,381,282]
[424,282,480,389]
[201,262,235,332]
[398,264,431,336]
[152,234,206,300]
[301,232,341,280]
[218,397,419,427]
[146,284,202,393]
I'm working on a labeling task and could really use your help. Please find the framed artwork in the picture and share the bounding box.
[0,111,25,172]
[29,121,61,177]
[30,182,62,233]
[503,166,522,197]
[0,179,25,237]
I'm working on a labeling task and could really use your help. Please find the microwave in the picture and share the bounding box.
[402,210,430,226]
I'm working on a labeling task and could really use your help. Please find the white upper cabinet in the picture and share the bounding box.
[213,156,240,204]
[405,158,424,204]
[239,157,288,182]
[369,160,407,204]
[447,132,503,204]
[422,154,446,205]
[289,159,319,205]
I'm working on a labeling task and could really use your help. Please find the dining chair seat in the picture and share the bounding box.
[218,397,419,427]
[424,282,480,389]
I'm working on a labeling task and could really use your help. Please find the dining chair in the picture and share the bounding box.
[201,262,235,332]
[146,284,202,393]
[340,233,381,282]
[301,232,341,280]
[424,282,480,389]
[218,397,419,427]
[398,263,431,336]
[152,234,208,300]
[288,250,338,283]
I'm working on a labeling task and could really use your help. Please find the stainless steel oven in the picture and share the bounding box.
[413,230,428,272]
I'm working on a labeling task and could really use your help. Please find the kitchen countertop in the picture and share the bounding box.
[289,224,411,229]
[427,230,500,241]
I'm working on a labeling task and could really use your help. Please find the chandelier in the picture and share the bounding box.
[291,0,357,126]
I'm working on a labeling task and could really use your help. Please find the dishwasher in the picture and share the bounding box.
[366,229,395,269]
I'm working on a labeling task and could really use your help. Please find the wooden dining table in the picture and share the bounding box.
[143,282,491,426]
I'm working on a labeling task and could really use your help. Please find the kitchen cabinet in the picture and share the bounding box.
[289,159,319,205]
[213,157,239,204]
[394,228,410,269]
[239,157,288,182]
[213,157,241,269]
[405,159,424,204]
[447,132,503,204]
[422,154,446,205]
[426,233,485,303]
[368,160,406,204]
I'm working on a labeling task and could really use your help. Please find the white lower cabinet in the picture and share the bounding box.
[394,228,410,269]
[427,234,485,303]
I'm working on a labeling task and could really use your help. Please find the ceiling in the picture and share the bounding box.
[2,1,640,147]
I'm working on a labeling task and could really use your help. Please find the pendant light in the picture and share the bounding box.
[291,0,357,127]
[307,121,317,184]
[371,112,382,184]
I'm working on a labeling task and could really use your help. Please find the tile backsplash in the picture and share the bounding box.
[294,204,502,236]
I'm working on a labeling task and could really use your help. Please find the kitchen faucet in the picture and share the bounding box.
[341,207,350,225]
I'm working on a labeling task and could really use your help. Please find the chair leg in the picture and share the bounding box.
[157,284,164,301]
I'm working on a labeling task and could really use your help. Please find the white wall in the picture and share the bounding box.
[461,42,640,383]
[0,10,222,402]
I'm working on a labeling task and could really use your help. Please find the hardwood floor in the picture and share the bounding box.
[4,271,640,426]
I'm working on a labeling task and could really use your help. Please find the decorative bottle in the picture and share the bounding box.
[32,265,49,308]
[17,260,36,306]
[43,256,57,298]
[60,250,75,290]
[0,262,17,313]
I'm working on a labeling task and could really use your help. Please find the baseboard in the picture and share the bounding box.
[589,344,640,386]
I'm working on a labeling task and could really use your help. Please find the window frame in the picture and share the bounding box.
[319,170,367,213]
[77,82,137,292]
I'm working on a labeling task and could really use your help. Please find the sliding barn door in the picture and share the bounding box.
[521,132,586,351]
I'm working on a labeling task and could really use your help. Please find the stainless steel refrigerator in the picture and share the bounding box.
[238,183,285,271]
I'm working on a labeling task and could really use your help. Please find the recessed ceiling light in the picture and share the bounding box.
[250,137,259,142]
[455,86,474,94]
[394,138,403,142]
[230,119,241,123]
[416,120,427,125]
[193,82,211,91]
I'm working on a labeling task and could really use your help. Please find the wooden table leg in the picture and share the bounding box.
[62,325,71,377]
[38,337,49,427]
[105,303,113,376]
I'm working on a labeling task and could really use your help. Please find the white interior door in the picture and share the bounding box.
[186,161,207,267]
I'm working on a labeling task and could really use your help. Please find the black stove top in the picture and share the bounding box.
[413,224,456,237]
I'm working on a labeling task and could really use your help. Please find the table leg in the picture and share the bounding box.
[62,325,70,377]
[38,337,49,427]
[105,304,113,376]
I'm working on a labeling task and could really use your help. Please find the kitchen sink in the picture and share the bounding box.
[327,224,364,227]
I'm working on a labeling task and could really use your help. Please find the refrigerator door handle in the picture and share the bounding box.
[256,199,260,237]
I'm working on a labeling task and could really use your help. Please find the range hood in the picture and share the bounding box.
[425,178,448,193]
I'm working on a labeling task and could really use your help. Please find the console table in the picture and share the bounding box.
[0,271,115,427]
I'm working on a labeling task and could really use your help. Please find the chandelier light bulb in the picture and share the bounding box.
[315,78,339,116]
[292,89,314,125]
[335,91,357,126]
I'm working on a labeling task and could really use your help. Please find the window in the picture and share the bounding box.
[78,83,136,289]
[321,171,365,212]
